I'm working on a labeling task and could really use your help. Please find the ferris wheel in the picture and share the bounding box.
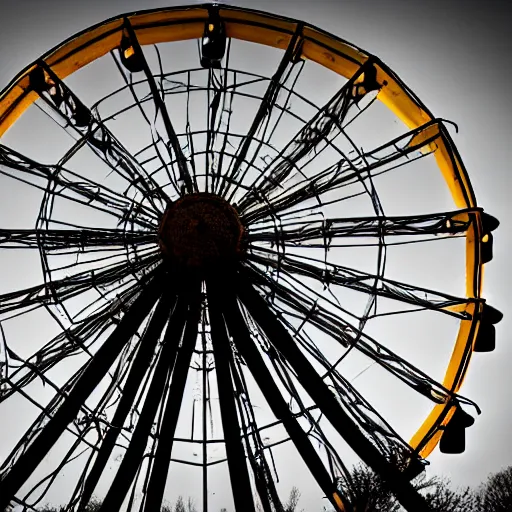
[0,4,501,512]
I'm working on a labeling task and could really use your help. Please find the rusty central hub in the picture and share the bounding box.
[158,193,245,270]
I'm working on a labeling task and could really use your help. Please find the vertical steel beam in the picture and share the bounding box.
[142,282,202,512]
[207,281,256,512]
[201,329,209,512]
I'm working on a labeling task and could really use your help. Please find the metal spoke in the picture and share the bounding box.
[28,61,169,209]
[236,60,381,213]
[241,119,445,225]
[0,269,159,405]
[98,289,184,512]
[207,40,232,194]
[110,52,181,199]
[218,25,304,199]
[267,305,425,468]
[248,209,476,246]
[0,228,155,250]
[229,353,284,512]
[0,143,158,230]
[245,262,464,406]
[0,251,160,318]
[123,18,195,195]
[248,247,470,319]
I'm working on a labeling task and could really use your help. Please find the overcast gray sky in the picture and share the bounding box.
[0,0,511,509]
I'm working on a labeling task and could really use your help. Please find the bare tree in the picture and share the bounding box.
[421,477,475,512]
[26,498,184,512]
[476,465,512,512]
[284,486,301,512]
[84,498,102,512]
[335,462,478,512]
[337,463,400,512]
[174,495,186,512]
[36,498,102,512]
[186,497,197,512]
